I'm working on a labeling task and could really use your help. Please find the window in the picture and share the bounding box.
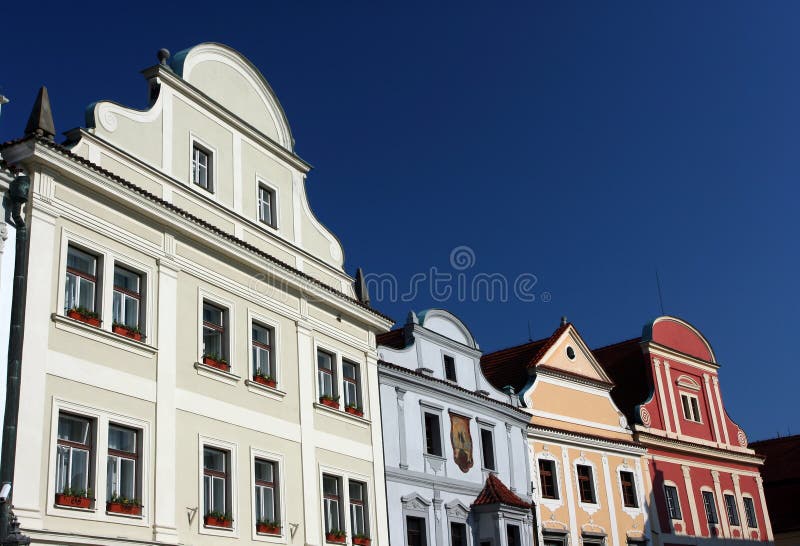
[203,447,229,519]
[322,474,343,533]
[506,525,521,546]
[342,360,362,411]
[743,497,758,528]
[254,459,278,525]
[107,425,138,503]
[55,413,93,498]
[680,393,701,422]
[317,350,336,401]
[202,302,228,365]
[252,323,273,381]
[349,481,368,538]
[702,490,719,525]
[576,465,596,504]
[724,493,740,526]
[406,516,427,546]
[192,143,212,191]
[65,246,98,314]
[443,355,456,382]
[538,459,559,499]
[112,265,141,331]
[619,471,638,508]
[480,428,495,470]
[450,522,467,546]
[423,412,443,456]
[664,485,682,520]
[258,184,276,227]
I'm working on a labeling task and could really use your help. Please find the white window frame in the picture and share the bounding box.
[419,401,445,460]
[112,261,146,334]
[318,465,374,545]
[615,463,642,517]
[477,420,496,472]
[312,341,369,421]
[196,288,239,384]
[198,435,239,538]
[573,458,601,513]
[535,450,563,511]
[679,392,702,423]
[441,351,457,382]
[189,134,217,196]
[46,398,150,526]
[256,178,278,229]
[245,310,284,398]
[342,359,362,413]
[250,448,287,543]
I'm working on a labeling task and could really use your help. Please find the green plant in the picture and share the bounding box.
[257,518,281,526]
[254,367,275,381]
[69,306,99,319]
[320,394,340,402]
[206,510,233,522]
[61,486,93,499]
[346,402,362,411]
[109,492,141,506]
[327,529,346,538]
[353,534,371,540]
[203,352,228,365]
[112,321,141,335]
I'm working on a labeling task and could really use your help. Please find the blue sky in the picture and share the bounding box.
[1,2,797,441]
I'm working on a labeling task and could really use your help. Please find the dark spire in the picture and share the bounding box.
[354,268,370,306]
[24,86,55,140]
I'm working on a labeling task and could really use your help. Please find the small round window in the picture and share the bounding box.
[566,346,576,360]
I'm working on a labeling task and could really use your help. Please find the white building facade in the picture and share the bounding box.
[0,43,393,546]
[377,310,534,546]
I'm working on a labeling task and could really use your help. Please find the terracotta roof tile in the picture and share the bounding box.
[376,328,408,349]
[472,473,531,509]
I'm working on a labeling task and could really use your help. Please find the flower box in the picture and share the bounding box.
[253,376,277,388]
[204,514,233,528]
[55,493,92,509]
[203,355,230,372]
[107,501,142,516]
[319,397,340,410]
[256,523,282,535]
[326,532,346,543]
[345,406,364,417]
[353,537,371,546]
[112,324,142,341]
[67,309,100,327]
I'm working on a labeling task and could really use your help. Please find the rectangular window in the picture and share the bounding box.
[258,184,276,227]
[55,413,93,499]
[342,360,362,412]
[424,412,443,456]
[349,480,368,538]
[254,459,277,525]
[480,428,496,470]
[203,447,229,520]
[450,522,467,546]
[576,465,596,504]
[323,474,342,533]
[65,246,98,315]
[538,459,559,499]
[202,302,228,367]
[407,516,427,546]
[506,525,521,546]
[702,490,719,525]
[107,424,138,503]
[724,493,740,526]
[664,485,682,520]
[443,355,457,382]
[743,497,758,528]
[619,471,638,508]
[112,265,141,331]
[252,323,273,381]
[680,393,701,422]
[317,350,336,401]
[192,144,212,191]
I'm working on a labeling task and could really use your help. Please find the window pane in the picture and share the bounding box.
[204,448,226,472]
[56,446,69,493]
[343,361,356,380]
[351,503,365,535]
[318,351,333,371]
[725,494,740,526]
[212,476,225,513]
[319,370,334,397]
[107,456,118,498]
[691,397,701,421]
[114,267,140,293]
[255,459,273,483]
[65,273,78,311]
[78,278,95,310]
[326,499,340,531]
[253,324,271,345]
[123,296,139,327]
[120,458,136,498]
[681,395,691,419]
[349,481,364,501]
[263,487,275,521]
[323,475,339,496]
[203,327,223,357]
[67,247,96,276]
[481,429,495,470]
[451,522,467,546]
[203,303,223,326]
[744,497,758,527]
[425,413,441,456]
[71,448,89,491]
[58,415,90,444]
[108,425,136,453]
[254,346,271,376]
[345,382,358,407]
[204,475,212,513]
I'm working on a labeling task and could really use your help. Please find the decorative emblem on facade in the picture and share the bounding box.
[737,428,748,447]
[639,406,652,428]
[449,412,473,473]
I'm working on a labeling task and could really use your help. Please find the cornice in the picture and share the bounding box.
[646,342,720,371]
[411,324,482,358]
[529,425,645,455]
[636,431,764,465]
[535,365,614,391]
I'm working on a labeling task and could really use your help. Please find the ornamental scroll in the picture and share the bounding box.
[449,412,473,473]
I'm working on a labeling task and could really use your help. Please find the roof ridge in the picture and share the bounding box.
[592,336,642,353]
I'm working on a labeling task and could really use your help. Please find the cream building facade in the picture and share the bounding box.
[482,321,650,546]
[0,43,393,546]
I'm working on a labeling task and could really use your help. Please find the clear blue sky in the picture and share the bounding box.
[1,2,797,441]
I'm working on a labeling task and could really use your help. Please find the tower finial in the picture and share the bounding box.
[157,48,171,66]
[24,86,55,140]
[560,316,567,327]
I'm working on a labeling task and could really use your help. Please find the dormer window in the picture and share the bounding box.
[680,393,702,422]
[443,355,457,382]
[192,143,212,192]
[258,183,276,228]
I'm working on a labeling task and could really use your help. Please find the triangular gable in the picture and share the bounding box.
[533,324,613,386]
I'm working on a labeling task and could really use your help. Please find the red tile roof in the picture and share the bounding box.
[592,338,650,425]
[472,473,531,509]
[376,328,408,349]
[480,323,570,393]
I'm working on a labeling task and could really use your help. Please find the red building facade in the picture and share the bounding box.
[594,316,773,546]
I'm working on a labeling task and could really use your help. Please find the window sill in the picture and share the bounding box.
[245,379,286,400]
[106,510,144,519]
[53,504,96,513]
[52,313,157,357]
[194,362,241,385]
[313,402,370,428]
[204,524,235,531]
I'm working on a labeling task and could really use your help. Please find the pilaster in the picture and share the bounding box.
[711,378,730,446]
[703,374,722,444]
[653,359,673,435]
[711,470,729,538]
[601,454,621,546]
[396,387,408,470]
[680,465,701,536]
[754,475,774,540]
[297,315,319,545]
[367,352,390,546]
[663,361,681,437]
[506,424,515,491]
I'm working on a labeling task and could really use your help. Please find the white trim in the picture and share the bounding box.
[534,450,564,512]
[712,377,731,446]
[615,462,643,519]
[189,133,219,199]
[664,362,683,436]
[573,456,601,515]
[255,176,279,231]
[675,375,701,391]
[318,464,375,545]
[678,392,703,424]
[198,435,239,538]
[653,359,673,434]
[477,422,497,472]
[529,409,629,434]
[250,447,287,543]
[248,309,281,386]
[197,286,237,376]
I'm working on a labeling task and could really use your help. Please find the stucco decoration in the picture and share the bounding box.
[449,412,474,473]
[639,406,652,428]
[171,43,293,150]
[444,500,469,520]
[402,493,432,512]
[737,428,748,447]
